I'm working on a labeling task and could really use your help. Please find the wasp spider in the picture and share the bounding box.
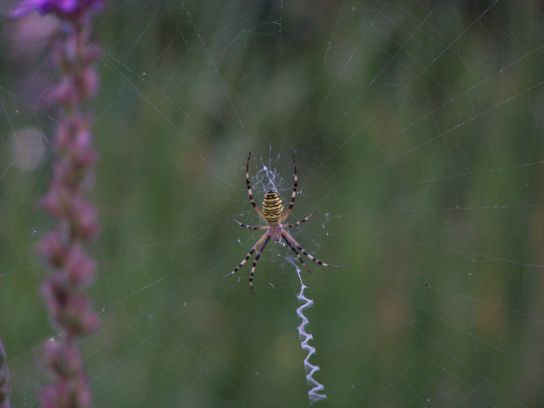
[226,152,341,292]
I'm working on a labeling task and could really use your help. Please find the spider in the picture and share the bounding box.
[226,151,341,292]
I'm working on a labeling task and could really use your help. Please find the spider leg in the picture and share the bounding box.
[246,152,265,219]
[225,233,268,278]
[285,210,317,229]
[283,231,343,268]
[233,219,268,231]
[249,235,271,293]
[281,153,298,222]
[281,235,312,273]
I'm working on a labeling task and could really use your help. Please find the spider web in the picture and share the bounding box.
[1,0,544,406]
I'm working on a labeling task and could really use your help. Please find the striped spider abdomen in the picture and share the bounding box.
[262,191,284,225]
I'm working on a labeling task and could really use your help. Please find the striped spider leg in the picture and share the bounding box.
[227,152,341,292]
[284,210,318,229]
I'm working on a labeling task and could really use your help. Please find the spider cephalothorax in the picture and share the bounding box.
[226,152,341,292]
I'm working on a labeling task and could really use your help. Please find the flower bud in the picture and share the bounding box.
[65,245,96,288]
[38,231,67,268]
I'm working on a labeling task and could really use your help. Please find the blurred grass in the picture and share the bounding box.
[2,0,544,406]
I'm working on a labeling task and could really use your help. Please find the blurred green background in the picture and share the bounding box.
[2,0,544,406]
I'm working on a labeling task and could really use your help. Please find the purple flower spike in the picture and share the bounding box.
[0,342,10,408]
[38,231,68,267]
[11,0,104,406]
[65,245,96,288]
[11,0,103,19]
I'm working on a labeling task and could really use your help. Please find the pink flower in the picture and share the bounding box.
[38,231,68,268]
[11,0,103,19]
[65,245,96,288]
[11,0,104,406]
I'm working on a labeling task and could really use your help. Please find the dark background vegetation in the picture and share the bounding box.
[2,0,544,406]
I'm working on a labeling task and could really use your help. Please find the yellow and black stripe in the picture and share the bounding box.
[262,191,284,225]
